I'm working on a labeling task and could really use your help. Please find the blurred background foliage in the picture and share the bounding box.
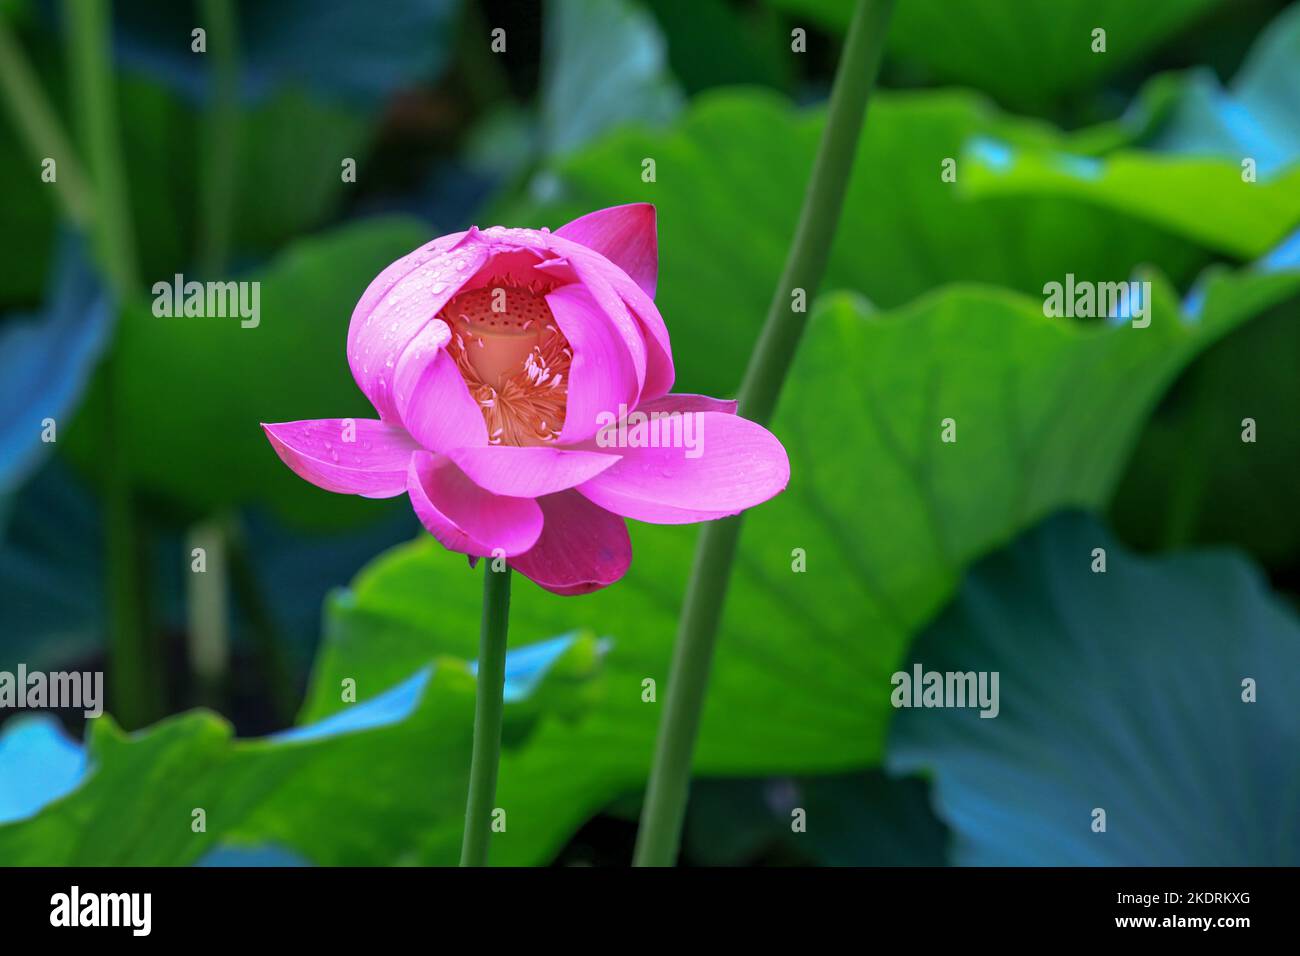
[0,0,1296,865]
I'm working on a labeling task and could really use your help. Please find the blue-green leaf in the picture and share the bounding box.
[887,512,1300,865]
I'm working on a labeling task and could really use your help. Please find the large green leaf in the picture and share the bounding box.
[889,0,1223,112]
[1137,2,1300,174]
[63,216,435,527]
[0,631,605,864]
[962,138,1300,259]
[935,6,1300,257]
[650,0,792,96]
[0,665,467,868]
[771,0,1223,114]
[296,265,1297,865]
[888,512,1300,865]
[1111,290,1300,566]
[494,88,1280,397]
[0,668,475,865]
[226,92,372,258]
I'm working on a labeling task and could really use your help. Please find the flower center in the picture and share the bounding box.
[442,286,571,446]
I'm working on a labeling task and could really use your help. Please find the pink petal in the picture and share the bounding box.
[546,284,640,445]
[509,490,631,595]
[554,203,658,298]
[448,444,619,498]
[636,393,737,416]
[262,419,420,498]
[625,298,675,403]
[347,230,489,421]
[577,411,789,523]
[407,451,543,558]
[560,252,647,400]
[392,319,488,453]
[544,231,673,403]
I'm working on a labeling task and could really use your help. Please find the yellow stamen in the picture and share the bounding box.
[442,286,571,446]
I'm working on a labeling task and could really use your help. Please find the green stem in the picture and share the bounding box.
[632,0,895,867]
[460,563,512,867]
[66,0,161,727]
[458,0,512,110]
[187,0,240,714]
[65,0,138,298]
[101,460,162,728]
[197,0,239,276]
[225,515,298,723]
[0,18,94,226]
[184,517,230,709]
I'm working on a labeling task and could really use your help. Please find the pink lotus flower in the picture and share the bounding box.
[262,204,789,595]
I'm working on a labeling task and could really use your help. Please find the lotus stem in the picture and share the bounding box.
[460,563,512,866]
[197,0,239,277]
[187,0,240,714]
[633,0,895,867]
[0,19,94,227]
[65,0,138,298]
[66,0,162,728]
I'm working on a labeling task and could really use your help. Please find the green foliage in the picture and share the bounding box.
[541,0,682,157]
[0,116,55,301]
[963,143,1300,259]
[683,771,948,865]
[0,630,606,864]
[63,217,434,528]
[494,88,1286,397]
[225,92,372,257]
[283,273,1290,864]
[3,0,1297,869]
[650,0,792,95]
[889,511,1300,865]
[771,0,1223,113]
[11,270,1278,864]
[0,668,475,865]
[1112,299,1300,566]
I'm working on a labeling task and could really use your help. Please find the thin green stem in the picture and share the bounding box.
[187,0,241,715]
[197,0,239,276]
[65,0,161,728]
[184,517,230,709]
[225,514,298,723]
[65,0,138,298]
[632,0,895,867]
[460,564,512,867]
[0,18,94,226]
[458,0,512,109]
